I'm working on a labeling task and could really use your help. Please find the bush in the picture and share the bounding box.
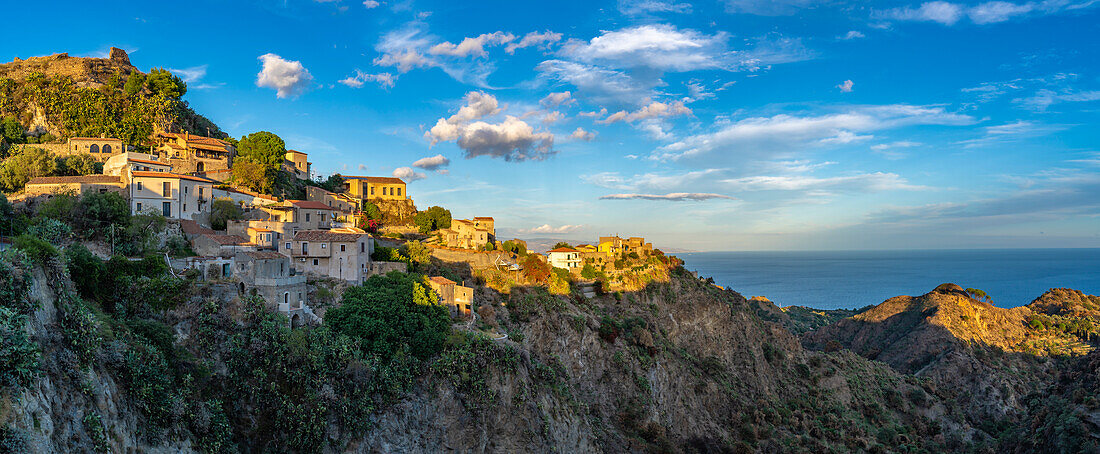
[0,307,39,391]
[413,206,451,234]
[26,218,72,244]
[400,241,431,270]
[209,198,243,231]
[521,255,551,283]
[14,234,57,264]
[325,272,451,361]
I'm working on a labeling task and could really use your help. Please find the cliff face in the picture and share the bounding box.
[0,48,140,89]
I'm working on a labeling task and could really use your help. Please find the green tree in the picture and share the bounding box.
[237,131,287,170]
[1,117,25,144]
[401,241,432,270]
[145,68,186,99]
[361,201,382,220]
[35,190,79,223]
[581,264,598,280]
[75,191,130,237]
[413,206,451,234]
[325,273,451,361]
[66,244,106,302]
[230,158,271,194]
[208,198,242,231]
[57,154,101,176]
[316,173,345,193]
[522,255,551,283]
[502,240,526,256]
[123,73,146,96]
[553,242,573,249]
[13,234,57,265]
[966,288,991,303]
[0,147,58,192]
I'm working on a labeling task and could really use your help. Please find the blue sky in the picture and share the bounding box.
[5,0,1100,250]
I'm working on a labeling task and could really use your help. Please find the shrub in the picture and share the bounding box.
[0,307,39,391]
[13,234,57,264]
[599,316,621,343]
[26,218,72,244]
[209,198,243,231]
[413,206,451,233]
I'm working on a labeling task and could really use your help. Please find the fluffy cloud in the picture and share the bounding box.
[256,54,313,98]
[169,65,207,83]
[655,104,974,162]
[373,23,500,86]
[542,111,565,124]
[836,79,854,92]
[536,60,652,106]
[619,0,693,15]
[599,193,734,201]
[393,166,426,182]
[570,127,597,141]
[338,69,395,88]
[426,91,556,161]
[363,0,379,7]
[520,224,584,234]
[505,31,562,54]
[540,91,575,108]
[429,32,515,58]
[560,24,729,72]
[412,154,451,171]
[839,30,865,40]
[881,1,964,25]
[598,100,692,124]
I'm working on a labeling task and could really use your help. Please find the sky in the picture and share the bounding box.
[3,0,1099,251]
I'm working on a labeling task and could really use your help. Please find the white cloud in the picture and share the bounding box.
[429,32,515,57]
[598,100,692,124]
[722,0,823,15]
[256,53,313,98]
[363,0,380,7]
[969,1,1035,23]
[426,91,555,161]
[393,166,426,182]
[721,172,926,192]
[599,193,734,201]
[338,69,395,88]
[520,224,584,234]
[880,1,965,24]
[957,120,1067,147]
[880,0,1098,26]
[536,60,652,106]
[560,24,730,72]
[412,154,450,171]
[619,0,693,15]
[169,65,207,83]
[540,91,575,108]
[871,141,921,159]
[836,79,854,92]
[570,127,597,141]
[1014,88,1100,111]
[583,168,726,191]
[655,104,975,162]
[505,31,562,54]
[839,30,866,40]
[542,111,565,124]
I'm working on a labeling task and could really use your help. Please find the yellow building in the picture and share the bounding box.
[342,176,407,200]
[284,150,311,180]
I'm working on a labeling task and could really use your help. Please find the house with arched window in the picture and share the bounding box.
[68,137,125,161]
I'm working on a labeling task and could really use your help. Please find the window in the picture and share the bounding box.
[90,144,99,153]
[136,202,142,212]
[321,243,326,249]
[184,186,189,194]
[163,181,171,196]
[102,144,112,154]
[397,187,402,196]
[340,244,345,252]
[280,262,285,274]
[360,243,365,253]
[183,203,187,212]
[321,214,326,223]
[312,259,318,266]
[302,243,309,254]
[136,181,143,191]
[370,186,375,196]
[162,202,171,217]
[198,187,204,197]
[305,213,311,222]
[285,242,291,250]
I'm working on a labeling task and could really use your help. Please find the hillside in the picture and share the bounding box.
[0,48,223,147]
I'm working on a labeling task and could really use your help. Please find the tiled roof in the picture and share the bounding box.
[548,247,579,253]
[473,216,494,220]
[293,230,366,242]
[190,142,230,152]
[70,137,123,142]
[288,200,337,210]
[131,171,216,183]
[128,158,168,166]
[247,227,273,232]
[240,251,286,260]
[27,175,121,185]
[180,220,215,235]
[201,234,248,245]
[341,176,406,184]
[286,149,307,155]
[429,276,456,285]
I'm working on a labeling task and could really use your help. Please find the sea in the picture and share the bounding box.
[678,249,1100,310]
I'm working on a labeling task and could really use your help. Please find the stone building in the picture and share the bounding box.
[597,236,653,257]
[233,252,315,327]
[427,276,474,318]
[284,230,373,284]
[193,234,254,257]
[283,150,310,180]
[441,218,495,250]
[23,175,124,197]
[342,176,407,201]
[68,137,125,161]
[306,186,359,212]
[150,131,235,174]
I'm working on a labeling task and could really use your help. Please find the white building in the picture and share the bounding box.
[126,170,215,219]
[547,247,583,270]
[103,152,172,176]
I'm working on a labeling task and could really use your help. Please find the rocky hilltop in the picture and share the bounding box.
[0,48,140,88]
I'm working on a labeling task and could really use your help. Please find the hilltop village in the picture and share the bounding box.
[4,129,675,327]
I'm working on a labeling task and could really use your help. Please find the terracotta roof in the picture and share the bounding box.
[286,149,307,155]
[27,175,121,185]
[548,247,579,253]
[190,142,230,152]
[156,132,229,146]
[70,137,123,142]
[341,176,406,184]
[180,220,215,236]
[293,230,366,242]
[473,217,494,220]
[128,158,168,166]
[201,234,248,245]
[240,251,285,260]
[429,276,456,285]
[247,227,273,232]
[289,200,337,210]
[131,171,216,183]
